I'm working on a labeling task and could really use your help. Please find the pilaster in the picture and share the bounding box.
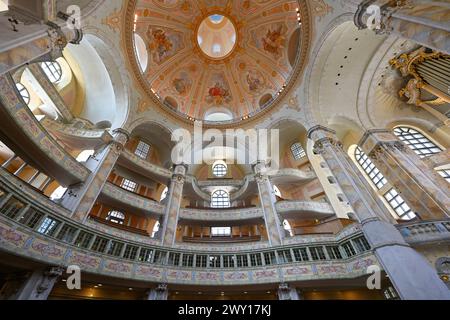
[308,125,450,300]
[14,267,64,300]
[360,129,449,220]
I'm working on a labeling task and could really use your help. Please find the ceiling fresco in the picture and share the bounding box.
[133,0,303,121]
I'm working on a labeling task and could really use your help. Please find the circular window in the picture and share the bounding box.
[15,83,30,105]
[197,15,237,59]
[213,163,227,177]
[41,61,62,83]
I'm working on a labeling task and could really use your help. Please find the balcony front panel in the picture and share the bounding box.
[0,74,90,185]
[179,207,264,226]
[276,200,335,220]
[100,182,165,217]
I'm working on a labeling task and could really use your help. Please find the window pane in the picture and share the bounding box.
[291,142,306,160]
[211,190,230,208]
[393,127,442,158]
[383,189,416,220]
[41,61,62,83]
[355,146,387,189]
[135,141,151,159]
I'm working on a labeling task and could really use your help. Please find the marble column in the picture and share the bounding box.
[146,284,169,300]
[254,161,284,246]
[277,283,301,300]
[161,165,186,247]
[308,125,450,300]
[14,267,64,300]
[61,129,129,222]
[360,129,450,220]
[354,0,450,55]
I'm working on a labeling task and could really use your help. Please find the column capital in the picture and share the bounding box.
[359,129,405,156]
[112,128,131,143]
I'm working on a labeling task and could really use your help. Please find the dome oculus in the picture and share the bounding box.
[197,15,237,59]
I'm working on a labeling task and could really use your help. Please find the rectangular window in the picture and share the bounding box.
[107,241,124,257]
[18,208,43,229]
[56,224,77,243]
[138,248,153,263]
[121,179,137,192]
[135,141,151,159]
[74,231,94,249]
[123,245,139,260]
[0,197,25,219]
[326,246,343,260]
[153,250,167,264]
[353,236,371,253]
[250,253,263,267]
[209,255,221,268]
[168,252,181,266]
[182,254,194,267]
[196,255,207,268]
[309,247,327,261]
[264,252,277,265]
[384,189,416,220]
[91,237,109,253]
[277,250,293,264]
[236,255,248,268]
[37,217,61,237]
[292,248,309,262]
[341,241,356,258]
[211,227,231,237]
[223,255,235,268]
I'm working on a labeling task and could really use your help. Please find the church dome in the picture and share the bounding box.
[131,0,307,123]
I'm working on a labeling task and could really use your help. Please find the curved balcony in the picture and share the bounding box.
[269,168,316,186]
[276,200,335,220]
[0,211,378,286]
[0,74,90,185]
[41,117,113,151]
[99,182,165,218]
[117,150,171,185]
[184,175,210,201]
[179,206,264,226]
[397,220,450,245]
[230,174,258,201]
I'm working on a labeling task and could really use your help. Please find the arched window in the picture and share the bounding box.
[273,185,282,198]
[394,127,442,158]
[291,142,306,160]
[160,186,169,201]
[354,146,415,221]
[135,140,151,159]
[41,61,63,83]
[107,211,125,225]
[354,146,387,189]
[15,83,30,105]
[151,221,160,238]
[212,161,227,177]
[211,189,230,208]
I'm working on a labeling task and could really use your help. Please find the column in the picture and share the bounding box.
[14,267,64,300]
[277,283,301,300]
[254,161,284,246]
[61,129,129,222]
[354,0,450,54]
[161,165,186,247]
[360,129,450,220]
[308,125,450,300]
[146,284,169,300]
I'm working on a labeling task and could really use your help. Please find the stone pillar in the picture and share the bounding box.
[254,161,284,246]
[161,165,186,247]
[14,267,64,300]
[61,129,129,222]
[354,0,450,55]
[308,125,450,300]
[360,129,450,220]
[146,284,169,300]
[277,283,301,300]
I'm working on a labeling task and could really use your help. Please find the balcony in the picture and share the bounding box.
[89,215,150,237]
[397,220,450,245]
[179,206,263,226]
[276,200,335,220]
[182,235,262,243]
[0,74,90,185]
[99,182,165,218]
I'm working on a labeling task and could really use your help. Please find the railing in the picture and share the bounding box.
[182,235,262,243]
[397,220,450,244]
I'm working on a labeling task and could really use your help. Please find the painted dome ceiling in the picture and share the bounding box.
[132,0,305,122]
